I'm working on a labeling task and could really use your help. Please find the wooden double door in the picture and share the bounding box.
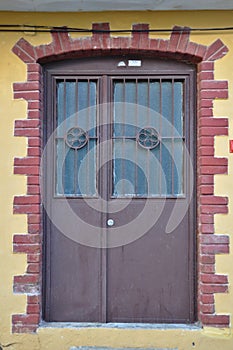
[43,57,196,323]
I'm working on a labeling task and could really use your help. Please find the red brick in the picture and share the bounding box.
[168,26,182,52]
[204,39,227,60]
[198,72,214,81]
[28,110,41,119]
[201,273,228,284]
[27,72,41,81]
[201,304,215,314]
[200,127,228,136]
[13,244,41,253]
[200,294,215,304]
[199,108,213,117]
[14,274,39,284]
[199,117,228,127]
[201,274,228,284]
[158,39,168,52]
[12,324,38,333]
[27,263,40,274]
[201,244,229,254]
[27,304,40,314]
[28,295,40,304]
[200,264,215,274]
[14,195,40,205]
[200,235,229,244]
[28,148,41,156]
[28,101,41,110]
[15,119,40,128]
[14,91,40,101]
[201,284,228,294]
[28,185,40,195]
[200,214,214,224]
[210,46,229,62]
[27,254,41,263]
[201,205,228,214]
[200,255,215,264]
[201,314,229,326]
[28,137,41,147]
[28,214,41,224]
[195,44,207,59]
[200,90,228,99]
[149,39,160,51]
[200,80,228,90]
[176,27,190,52]
[28,176,40,185]
[12,39,36,63]
[28,223,41,234]
[200,185,214,195]
[35,45,46,60]
[14,157,40,166]
[13,82,40,92]
[13,234,40,244]
[200,196,228,205]
[12,314,40,325]
[13,204,40,214]
[27,63,41,73]
[199,137,214,147]
[201,224,214,234]
[120,37,131,50]
[199,147,214,156]
[198,61,214,72]
[14,166,39,175]
[15,128,40,137]
[199,175,214,185]
[186,42,198,56]
[131,24,149,50]
[201,165,227,175]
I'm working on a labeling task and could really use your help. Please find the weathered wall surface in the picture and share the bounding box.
[0,10,233,350]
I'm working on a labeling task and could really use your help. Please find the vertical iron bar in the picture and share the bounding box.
[135,79,138,196]
[87,79,90,196]
[159,79,162,196]
[172,79,174,196]
[122,78,126,196]
[62,79,66,196]
[74,79,78,195]
[100,75,108,323]
[147,78,150,195]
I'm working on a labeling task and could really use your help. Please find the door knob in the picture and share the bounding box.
[107,219,115,227]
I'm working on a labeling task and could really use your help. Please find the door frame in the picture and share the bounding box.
[42,56,197,323]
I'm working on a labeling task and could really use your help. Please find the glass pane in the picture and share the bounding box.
[161,81,173,136]
[174,82,183,136]
[161,139,172,195]
[56,79,97,196]
[112,78,185,197]
[173,139,184,195]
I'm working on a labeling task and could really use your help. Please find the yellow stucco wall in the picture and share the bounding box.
[0,10,232,350]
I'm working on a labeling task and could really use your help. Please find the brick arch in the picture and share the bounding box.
[12,23,229,333]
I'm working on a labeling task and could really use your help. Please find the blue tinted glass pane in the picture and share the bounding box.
[174,139,184,195]
[56,139,64,195]
[149,145,160,195]
[56,80,97,197]
[76,139,96,196]
[161,140,172,195]
[137,81,148,108]
[161,81,172,136]
[174,82,183,136]
[149,81,160,113]
[57,82,65,137]
[149,81,160,132]
[113,82,124,136]
[89,82,97,137]
[64,145,75,195]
